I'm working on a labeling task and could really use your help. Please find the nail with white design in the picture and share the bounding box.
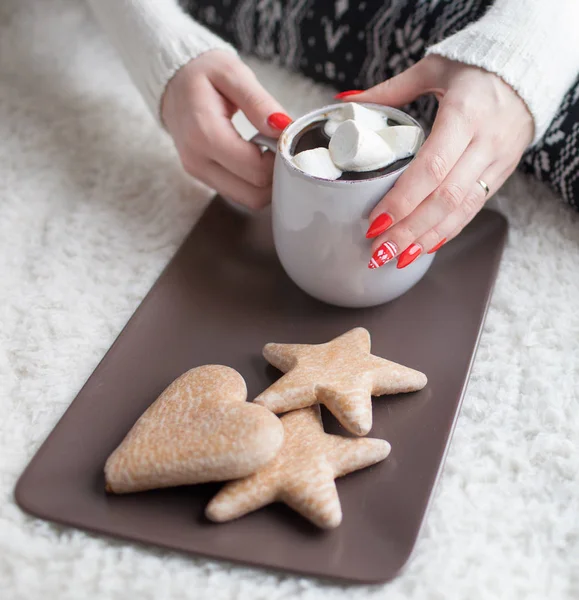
[292,147,343,180]
[377,126,423,159]
[324,102,387,137]
[368,241,399,270]
[329,120,396,172]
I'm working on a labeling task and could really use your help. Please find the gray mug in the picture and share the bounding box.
[253,103,434,308]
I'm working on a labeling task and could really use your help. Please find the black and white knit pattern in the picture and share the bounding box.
[187,0,579,210]
[521,78,579,208]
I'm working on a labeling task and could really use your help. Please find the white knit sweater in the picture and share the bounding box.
[87,0,579,144]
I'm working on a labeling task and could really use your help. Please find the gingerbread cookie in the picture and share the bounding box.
[254,327,427,436]
[105,365,284,494]
[206,406,390,529]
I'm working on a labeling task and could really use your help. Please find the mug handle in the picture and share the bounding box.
[250,133,278,153]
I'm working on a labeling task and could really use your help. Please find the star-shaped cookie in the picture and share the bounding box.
[205,406,390,528]
[254,327,427,436]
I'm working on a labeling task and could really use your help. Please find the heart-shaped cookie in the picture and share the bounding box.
[105,365,284,494]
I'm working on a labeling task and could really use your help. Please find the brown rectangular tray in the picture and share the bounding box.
[15,197,507,584]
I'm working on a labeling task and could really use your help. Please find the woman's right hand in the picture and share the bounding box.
[161,50,292,209]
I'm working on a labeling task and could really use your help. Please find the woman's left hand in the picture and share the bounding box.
[348,55,534,269]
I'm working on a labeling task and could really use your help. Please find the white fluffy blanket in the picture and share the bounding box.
[1,1,578,598]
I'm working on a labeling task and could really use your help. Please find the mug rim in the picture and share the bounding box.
[277,103,424,187]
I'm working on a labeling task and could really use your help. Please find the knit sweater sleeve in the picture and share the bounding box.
[86,0,236,123]
[426,0,579,144]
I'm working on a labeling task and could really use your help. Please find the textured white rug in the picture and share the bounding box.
[1,1,578,598]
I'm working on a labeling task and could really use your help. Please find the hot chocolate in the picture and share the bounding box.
[290,119,413,181]
[288,104,421,181]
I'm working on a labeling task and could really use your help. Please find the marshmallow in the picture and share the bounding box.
[377,126,423,159]
[324,103,387,138]
[329,120,395,172]
[292,147,343,180]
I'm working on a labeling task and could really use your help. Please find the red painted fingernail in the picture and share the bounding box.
[428,238,447,254]
[365,213,393,239]
[397,243,422,269]
[368,241,398,270]
[334,90,364,100]
[267,112,292,131]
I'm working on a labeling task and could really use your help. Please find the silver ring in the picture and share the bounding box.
[477,179,490,197]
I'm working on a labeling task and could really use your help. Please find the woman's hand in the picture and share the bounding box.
[347,55,534,269]
[162,50,291,209]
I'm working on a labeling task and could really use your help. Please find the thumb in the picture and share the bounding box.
[211,59,291,137]
[354,61,432,107]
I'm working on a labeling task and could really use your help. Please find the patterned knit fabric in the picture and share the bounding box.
[186,0,579,210]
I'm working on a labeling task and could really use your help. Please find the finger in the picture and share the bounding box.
[370,141,491,260]
[395,162,508,268]
[196,159,272,210]
[353,61,436,107]
[366,101,474,238]
[444,165,514,243]
[209,121,275,188]
[210,61,291,137]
